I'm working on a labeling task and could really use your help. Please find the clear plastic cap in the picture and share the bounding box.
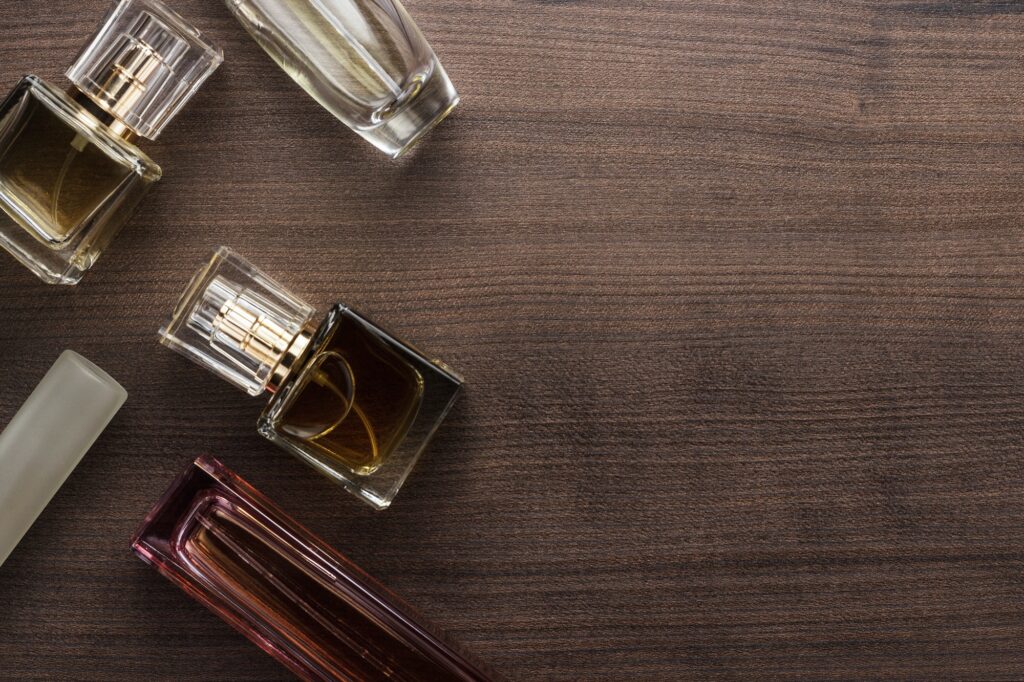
[159,248,316,396]
[66,0,223,140]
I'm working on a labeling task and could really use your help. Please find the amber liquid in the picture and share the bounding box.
[0,88,138,244]
[274,313,425,475]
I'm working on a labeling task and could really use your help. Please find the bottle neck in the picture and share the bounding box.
[67,87,138,143]
[266,324,315,394]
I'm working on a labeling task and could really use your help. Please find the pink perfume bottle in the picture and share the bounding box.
[131,456,502,681]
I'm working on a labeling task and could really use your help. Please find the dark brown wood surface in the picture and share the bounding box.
[0,0,1022,679]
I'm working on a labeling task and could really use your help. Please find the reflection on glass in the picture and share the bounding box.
[0,0,220,283]
[132,456,502,682]
[227,0,458,157]
[160,248,463,510]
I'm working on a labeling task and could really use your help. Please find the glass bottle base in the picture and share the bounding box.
[0,228,85,284]
[359,64,459,159]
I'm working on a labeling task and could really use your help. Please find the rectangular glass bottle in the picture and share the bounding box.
[0,0,221,283]
[160,248,463,509]
[132,456,502,681]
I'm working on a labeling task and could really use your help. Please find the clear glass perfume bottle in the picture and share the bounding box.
[226,0,459,158]
[159,248,463,509]
[132,456,503,681]
[0,0,221,284]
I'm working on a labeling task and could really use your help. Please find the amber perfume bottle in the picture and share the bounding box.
[133,456,502,681]
[0,0,221,283]
[160,248,463,509]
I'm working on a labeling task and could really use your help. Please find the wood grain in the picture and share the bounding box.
[0,0,1022,679]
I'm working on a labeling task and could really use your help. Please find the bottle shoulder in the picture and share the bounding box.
[13,75,162,181]
[312,303,464,386]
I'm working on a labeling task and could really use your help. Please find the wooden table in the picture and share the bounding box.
[0,1,1022,679]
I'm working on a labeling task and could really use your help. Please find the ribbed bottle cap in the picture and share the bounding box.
[66,0,222,140]
[224,0,458,157]
[159,248,317,396]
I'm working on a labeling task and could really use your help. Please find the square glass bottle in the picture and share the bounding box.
[0,0,221,283]
[159,248,463,509]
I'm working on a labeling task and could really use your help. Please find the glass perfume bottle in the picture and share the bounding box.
[132,456,502,681]
[226,0,459,158]
[160,248,463,509]
[0,0,221,284]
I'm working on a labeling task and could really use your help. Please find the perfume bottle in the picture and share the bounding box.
[226,0,459,158]
[132,456,502,681]
[0,0,221,284]
[160,248,463,509]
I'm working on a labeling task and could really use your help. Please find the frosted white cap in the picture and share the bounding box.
[0,351,127,568]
